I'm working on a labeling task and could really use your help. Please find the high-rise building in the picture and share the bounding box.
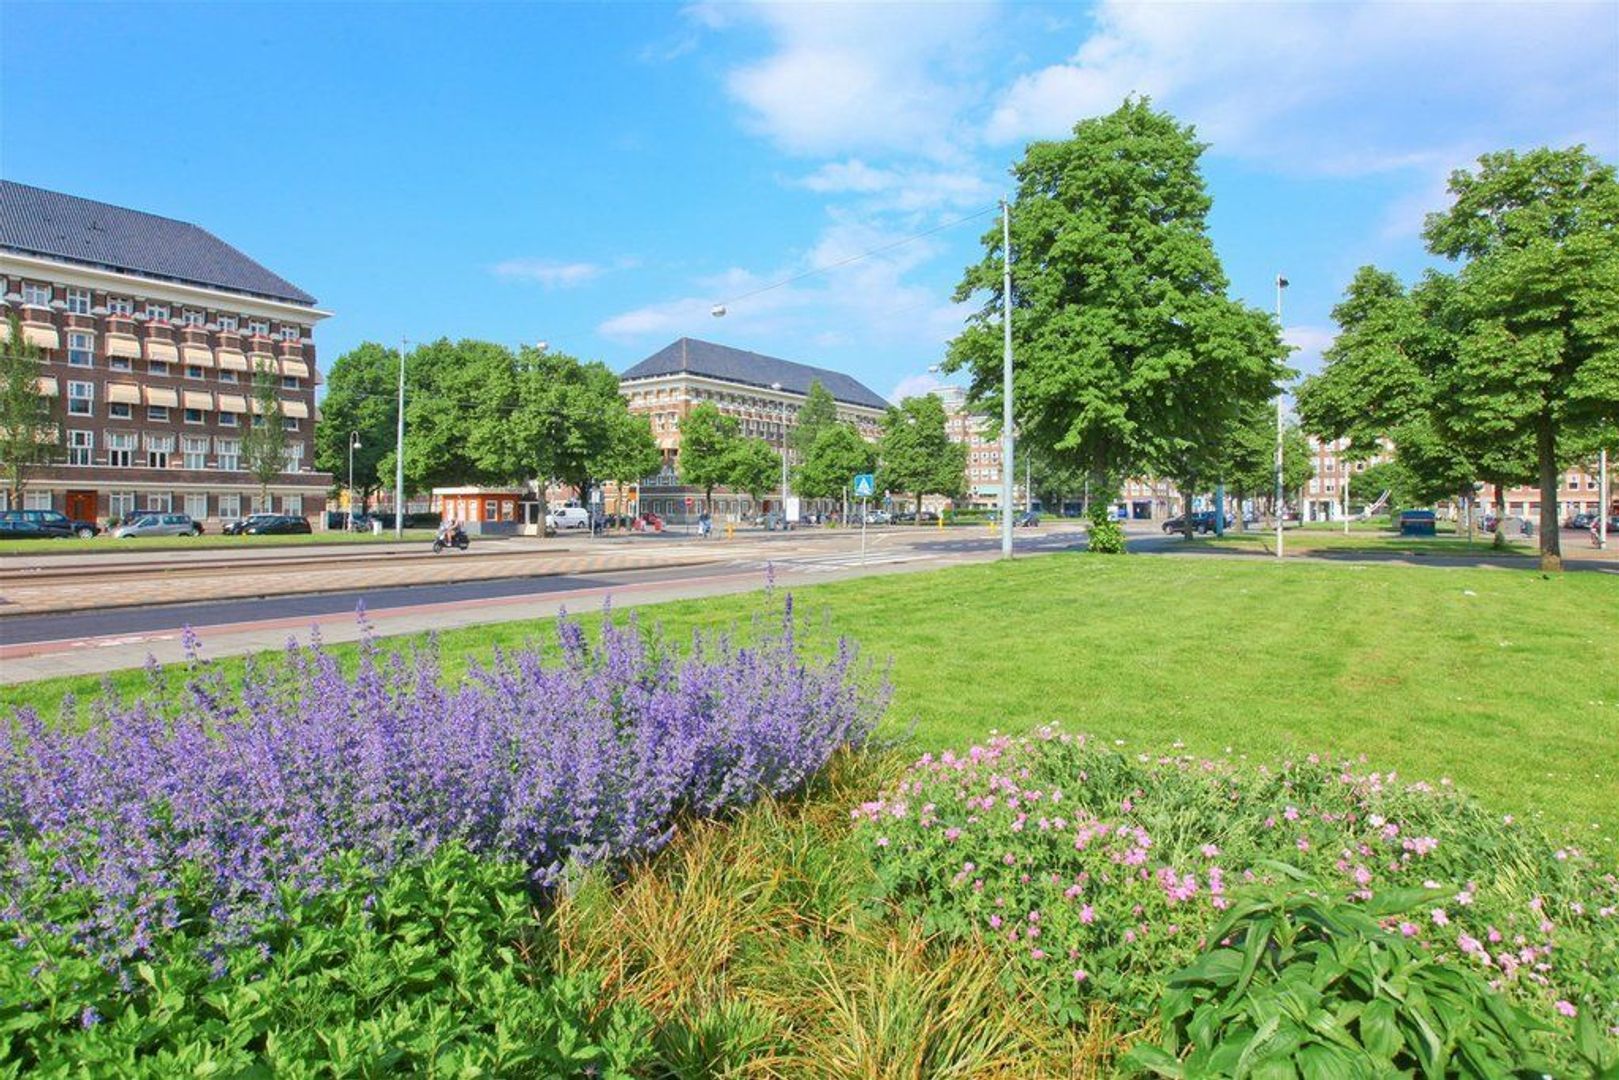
[0,181,331,527]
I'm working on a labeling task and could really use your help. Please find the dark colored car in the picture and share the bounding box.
[1565,512,1596,530]
[0,517,60,540]
[241,515,312,536]
[1162,511,1219,534]
[1397,509,1437,536]
[223,514,278,536]
[1,509,99,538]
[1015,510,1041,527]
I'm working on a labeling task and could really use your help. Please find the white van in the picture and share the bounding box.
[546,506,591,530]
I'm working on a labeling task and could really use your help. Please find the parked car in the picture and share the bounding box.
[1565,512,1596,530]
[240,514,312,536]
[893,510,939,524]
[1162,511,1218,535]
[223,514,278,536]
[1015,510,1041,527]
[113,513,203,539]
[861,509,891,526]
[545,506,591,530]
[0,517,60,540]
[0,509,99,539]
[1397,509,1437,536]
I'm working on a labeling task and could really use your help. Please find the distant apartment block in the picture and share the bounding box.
[0,181,331,526]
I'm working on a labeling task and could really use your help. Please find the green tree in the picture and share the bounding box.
[678,402,740,511]
[1026,453,1087,516]
[240,360,288,509]
[0,312,61,509]
[796,423,876,501]
[790,380,840,456]
[1422,145,1619,569]
[945,98,1286,513]
[726,438,781,509]
[595,408,662,495]
[315,342,400,512]
[377,339,510,500]
[877,394,966,517]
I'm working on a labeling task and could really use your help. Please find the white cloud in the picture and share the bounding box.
[889,371,946,402]
[987,1,1619,173]
[1283,324,1337,377]
[793,158,997,211]
[492,259,606,288]
[713,2,996,159]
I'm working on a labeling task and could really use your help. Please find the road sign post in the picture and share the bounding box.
[853,474,874,564]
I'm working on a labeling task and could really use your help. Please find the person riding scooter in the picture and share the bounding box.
[433,518,469,553]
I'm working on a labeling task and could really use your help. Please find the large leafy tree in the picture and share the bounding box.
[725,438,781,509]
[944,98,1286,511]
[0,312,61,509]
[796,423,876,501]
[314,342,400,511]
[595,407,662,494]
[240,360,288,508]
[877,394,966,517]
[1422,146,1619,569]
[790,380,840,456]
[382,339,510,497]
[678,402,740,511]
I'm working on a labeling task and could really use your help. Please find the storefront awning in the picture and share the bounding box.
[107,383,142,405]
[107,334,142,359]
[144,338,179,364]
[181,344,214,368]
[216,348,248,372]
[183,390,214,411]
[144,386,180,408]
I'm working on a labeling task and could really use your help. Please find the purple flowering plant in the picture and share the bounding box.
[1,597,886,976]
[854,725,1619,1044]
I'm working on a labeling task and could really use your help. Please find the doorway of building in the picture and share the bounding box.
[65,490,98,524]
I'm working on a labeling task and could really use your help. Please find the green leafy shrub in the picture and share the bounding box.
[1087,505,1127,553]
[3,845,654,1077]
[1126,870,1550,1078]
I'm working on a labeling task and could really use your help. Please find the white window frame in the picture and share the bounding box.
[218,411,239,428]
[109,402,133,420]
[144,303,171,322]
[147,405,170,423]
[283,494,303,516]
[218,370,239,384]
[279,325,302,341]
[283,416,300,432]
[67,381,94,416]
[186,365,206,380]
[106,431,136,467]
[147,360,170,376]
[216,314,239,331]
[280,375,300,390]
[110,490,137,518]
[146,493,173,513]
[182,435,208,470]
[183,408,205,425]
[215,437,240,470]
[67,429,93,466]
[65,288,91,315]
[67,331,94,367]
[23,490,54,510]
[217,493,241,521]
[182,310,205,327]
[109,355,132,372]
[107,296,133,316]
[21,282,51,306]
[184,493,208,520]
[246,319,270,336]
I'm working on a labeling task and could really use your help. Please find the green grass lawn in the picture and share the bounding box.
[7,554,1615,852]
[1184,528,1537,557]
[0,529,443,556]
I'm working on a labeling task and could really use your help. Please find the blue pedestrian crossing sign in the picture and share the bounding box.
[853,473,875,498]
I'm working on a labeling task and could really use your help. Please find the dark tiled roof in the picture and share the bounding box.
[620,338,888,410]
[0,181,316,306]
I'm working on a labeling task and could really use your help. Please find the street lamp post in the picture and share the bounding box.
[1274,275,1289,558]
[771,381,788,526]
[1001,197,1014,559]
[347,430,361,533]
[394,338,408,539]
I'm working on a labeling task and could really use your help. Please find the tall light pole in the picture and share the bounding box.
[347,430,361,533]
[1001,197,1014,559]
[394,338,408,538]
[771,381,788,525]
[1601,446,1610,550]
[1274,275,1289,558]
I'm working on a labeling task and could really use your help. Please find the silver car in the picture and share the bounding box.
[113,513,202,538]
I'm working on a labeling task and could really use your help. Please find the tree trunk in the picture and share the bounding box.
[1536,411,1561,571]
[1492,483,1507,551]
[1235,487,1247,531]
[1181,477,1196,540]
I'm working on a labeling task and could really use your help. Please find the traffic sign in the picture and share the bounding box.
[853,473,875,498]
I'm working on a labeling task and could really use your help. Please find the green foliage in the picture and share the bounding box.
[391,338,510,493]
[796,422,877,500]
[314,341,402,507]
[3,844,653,1077]
[790,379,841,457]
[724,436,780,504]
[1129,877,1550,1078]
[877,394,966,514]
[1086,503,1127,553]
[238,360,287,503]
[597,406,662,488]
[945,98,1287,498]
[0,311,61,508]
[679,402,740,509]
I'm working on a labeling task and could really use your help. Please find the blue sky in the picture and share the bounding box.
[4,1,1615,403]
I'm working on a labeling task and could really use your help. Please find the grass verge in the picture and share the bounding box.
[7,553,1615,851]
[1179,529,1537,556]
[0,529,443,556]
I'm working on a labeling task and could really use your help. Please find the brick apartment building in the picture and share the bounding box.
[0,181,330,527]
[617,338,886,522]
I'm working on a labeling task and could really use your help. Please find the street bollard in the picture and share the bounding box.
[725,522,735,540]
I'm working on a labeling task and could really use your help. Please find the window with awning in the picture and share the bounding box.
[218,394,249,413]
[280,358,310,379]
[106,334,142,359]
[248,352,277,374]
[35,376,59,396]
[181,344,214,368]
[182,390,214,410]
[144,339,179,363]
[216,349,248,371]
[144,386,180,408]
[1,321,63,349]
[282,399,310,419]
[107,383,142,405]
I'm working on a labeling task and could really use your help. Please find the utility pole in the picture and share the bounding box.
[395,338,408,538]
[1274,275,1289,558]
[1601,447,1610,550]
[1001,198,1014,559]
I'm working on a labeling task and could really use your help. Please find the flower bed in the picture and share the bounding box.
[855,726,1619,1047]
[2,602,885,975]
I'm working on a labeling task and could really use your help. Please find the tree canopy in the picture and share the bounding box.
[0,312,61,509]
[944,98,1287,503]
[726,438,781,506]
[678,403,740,510]
[315,342,401,509]
[240,361,288,505]
[790,380,840,457]
[796,423,876,501]
[877,394,966,515]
